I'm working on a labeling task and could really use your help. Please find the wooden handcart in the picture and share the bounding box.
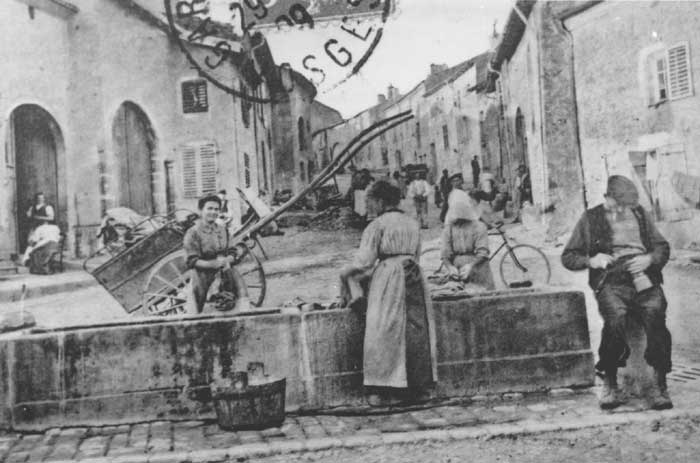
[83,111,416,317]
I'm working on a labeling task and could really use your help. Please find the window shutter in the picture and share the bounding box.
[181,141,218,198]
[667,42,693,100]
[182,80,209,113]
[182,145,198,198]
[199,142,217,195]
[244,153,251,188]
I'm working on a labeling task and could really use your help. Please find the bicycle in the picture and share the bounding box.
[420,220,551,288]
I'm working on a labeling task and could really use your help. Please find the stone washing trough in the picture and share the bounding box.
[0,288,594,431]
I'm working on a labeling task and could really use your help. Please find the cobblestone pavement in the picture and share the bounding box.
[1,380,699,463]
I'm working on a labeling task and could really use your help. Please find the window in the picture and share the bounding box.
[244,153,251,188]
[667,42,693,100]
[442,125,449,150]
[646,42,694,105]
[240,82,251,128]
[415,122,421,147]
[655,57,668,101]
[299,161,306,183]
[181,141,218,198]
[181,79,208,113]
[381,148,389,166]
[261,141,268,190]
[298,117,307,151]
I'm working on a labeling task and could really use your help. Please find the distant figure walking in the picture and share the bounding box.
[407,171,431,229]
[438,169,450,208]
[471,156,481,189]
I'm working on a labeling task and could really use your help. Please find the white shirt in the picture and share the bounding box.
[407,179,430,198]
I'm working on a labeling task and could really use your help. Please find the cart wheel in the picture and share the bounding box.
[141,250,190,316]
[232,243,266,308]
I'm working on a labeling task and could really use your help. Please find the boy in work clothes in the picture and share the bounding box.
[561,175,673,411]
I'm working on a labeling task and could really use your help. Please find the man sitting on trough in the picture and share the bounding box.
[561,175,673,410]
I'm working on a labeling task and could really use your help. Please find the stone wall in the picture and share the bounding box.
[565,1,700,223]
[0,289,593,431]
[498,1,586,239]
[0,1,72,257]
[0,0,280,257]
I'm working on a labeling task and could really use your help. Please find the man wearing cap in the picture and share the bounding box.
[561,175,672,410]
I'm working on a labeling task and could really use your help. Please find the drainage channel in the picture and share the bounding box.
[668,364,700,384]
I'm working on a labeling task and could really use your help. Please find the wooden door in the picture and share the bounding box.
[113,103,154,216]
[13,106,60,251]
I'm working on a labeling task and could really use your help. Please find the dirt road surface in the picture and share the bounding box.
[245,417,700,463]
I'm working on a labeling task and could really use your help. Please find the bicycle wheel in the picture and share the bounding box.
[499,244,551,288]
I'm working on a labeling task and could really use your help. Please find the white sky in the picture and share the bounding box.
[211,0,514,118]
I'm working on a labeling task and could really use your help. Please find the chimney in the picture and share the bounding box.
[489,20,501,51]
[387,85,399,101]
[377,94,387,105]
[430,63,448,76]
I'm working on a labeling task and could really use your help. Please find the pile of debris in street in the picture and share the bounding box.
[306,206,361,231]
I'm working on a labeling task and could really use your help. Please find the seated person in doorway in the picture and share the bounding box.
[26,192,55,231]
[561,175,673,411]
[441,190,495,290]
[339,180,437,407]
[183,195,251,314]
[515,164,533,206]
[22,217,61,275]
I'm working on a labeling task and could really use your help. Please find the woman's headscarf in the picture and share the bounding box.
[445,189,480,224]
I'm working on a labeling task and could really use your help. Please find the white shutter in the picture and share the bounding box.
[181,141,218,198]
[667,42,693,100]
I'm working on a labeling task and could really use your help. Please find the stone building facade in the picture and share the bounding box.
[269,70,317,195]
[330,55,493,186]
[309,101,344,170]
[563,1,700,225]
[490,0,585,237]
[0,0,319,259]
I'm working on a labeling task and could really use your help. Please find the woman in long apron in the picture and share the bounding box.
[340,180,438,406]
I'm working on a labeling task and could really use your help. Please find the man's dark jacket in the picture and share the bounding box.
[561,204,670,290]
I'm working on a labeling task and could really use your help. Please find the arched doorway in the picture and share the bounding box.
[112,102,156,215]
[10,104,65,252]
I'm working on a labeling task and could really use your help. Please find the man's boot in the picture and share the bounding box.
[599,369,623,410]
[649,369,673,410]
